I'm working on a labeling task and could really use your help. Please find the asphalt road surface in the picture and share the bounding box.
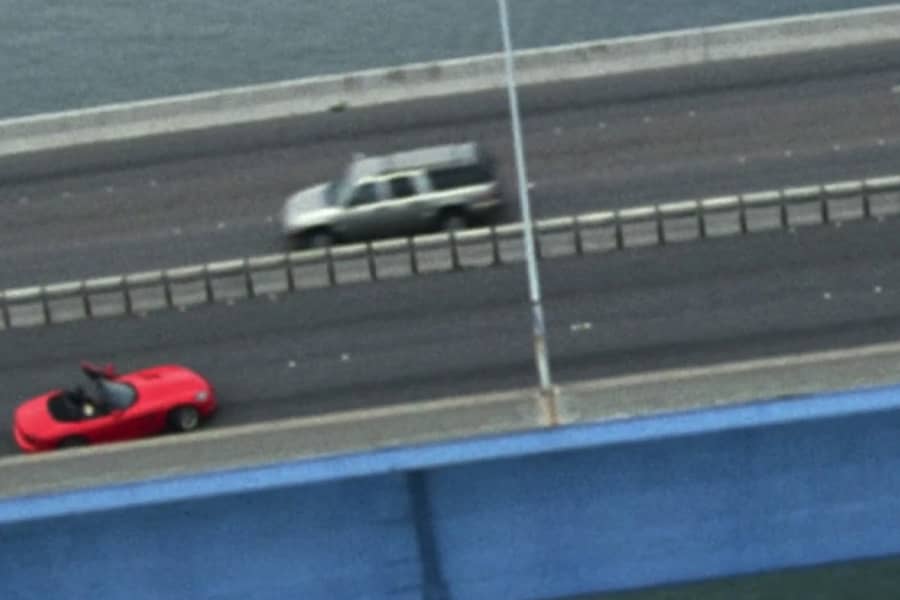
[3,216,900,456]
[2,42,900,287]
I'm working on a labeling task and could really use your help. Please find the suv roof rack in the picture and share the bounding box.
[349,142,483,181]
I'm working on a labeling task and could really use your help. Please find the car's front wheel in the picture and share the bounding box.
[168,406,200,432]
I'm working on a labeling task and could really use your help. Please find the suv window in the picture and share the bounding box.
[389,176,416,199]
[348,183,378,207]
[428,164,492,191]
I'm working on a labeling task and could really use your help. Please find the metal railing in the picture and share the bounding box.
[3,175,900,330]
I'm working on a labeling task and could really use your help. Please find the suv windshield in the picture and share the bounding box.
[95,378,137,410]
[330,163,357,206]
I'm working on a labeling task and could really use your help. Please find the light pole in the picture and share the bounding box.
[496,0,555,404]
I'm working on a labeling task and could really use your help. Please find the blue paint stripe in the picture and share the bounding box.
[2,382,899,524]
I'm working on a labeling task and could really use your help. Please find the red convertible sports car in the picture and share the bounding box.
[13,361,217,453]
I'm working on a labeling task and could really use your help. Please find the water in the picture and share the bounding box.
[0,0,892,119]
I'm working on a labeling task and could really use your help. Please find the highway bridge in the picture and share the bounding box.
[3,6,900,599]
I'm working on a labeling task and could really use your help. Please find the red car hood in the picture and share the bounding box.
[14,390,63,436]
[120,364,210,403]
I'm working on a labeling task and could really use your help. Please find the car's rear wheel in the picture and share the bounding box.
[439,210,468,233]
[169,406,200,432]
[58,436,88,449]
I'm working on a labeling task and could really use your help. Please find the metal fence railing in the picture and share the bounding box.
[3,175,900,330]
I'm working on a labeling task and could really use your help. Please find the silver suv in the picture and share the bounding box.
[280,142,502,247]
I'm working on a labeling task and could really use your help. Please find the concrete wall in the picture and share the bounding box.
[3,385,900,599]
[3,5,900,158]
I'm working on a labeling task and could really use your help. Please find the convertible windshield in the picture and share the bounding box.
[95,378,137,410]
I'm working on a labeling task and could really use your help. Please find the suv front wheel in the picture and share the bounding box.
[305,229,335,249]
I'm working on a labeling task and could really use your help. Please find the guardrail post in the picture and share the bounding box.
[39,288,52,324]
[82,290,93,318]
[325,248,337,285]
[449,233,460,270]
[1,298,9,329]
[122,279,133,315]
[568,218,580,256]
[285,256,296,292]
[779,195,789,229]
[738,197,749,234]
[862,191,872,219]
[698,204,707,239]
[820,196,831,224]
[656,207,666,245]
[366,242,378,281]
[162,274,174,308]
[202,267,214,304]
[490,227,502,264]
[409,237,419,275]
[244,261,255,298]
[614,215,625,250]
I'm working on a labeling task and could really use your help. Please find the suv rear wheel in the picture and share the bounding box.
[305,229,335,248]
[439,210,468,233]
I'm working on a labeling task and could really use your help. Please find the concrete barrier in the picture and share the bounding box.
[3,368,900,598]
[3,173,899,331]
[3,5,900,159]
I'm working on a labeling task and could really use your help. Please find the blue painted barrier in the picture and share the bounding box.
[2,384,900,599]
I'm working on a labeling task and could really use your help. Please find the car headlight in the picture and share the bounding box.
[195,391,209,402]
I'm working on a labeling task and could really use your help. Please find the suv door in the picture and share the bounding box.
[382,174,425,235]
[340,181,389,240]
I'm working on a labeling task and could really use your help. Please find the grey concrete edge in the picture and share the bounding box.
[3,4,900,157]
